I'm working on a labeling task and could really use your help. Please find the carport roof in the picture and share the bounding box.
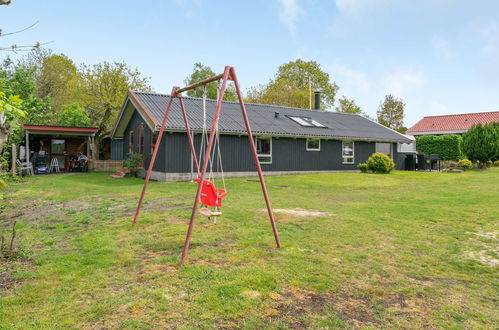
[24,125,99,136]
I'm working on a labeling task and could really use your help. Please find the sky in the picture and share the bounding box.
[1,0,498,127]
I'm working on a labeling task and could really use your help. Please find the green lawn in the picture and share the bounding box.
[1,169,498,329]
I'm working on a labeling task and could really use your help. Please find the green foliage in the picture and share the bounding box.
[0,60,52,125]
[37,54,80,111]
[494,160,499,167]
[415,135,463,160]
[57,104,91,127]
[366,152,395,173]
[335,95,362,114]
[457,158,472,170]
[0,178,6,189]
[246,59,339,110]
[357,162,368,173]
[184,63,237,101]
[123,153,143,177]
[0,91,25,118]
[462,123,499,163]
[78,61,151,134]
[377,94,405,133]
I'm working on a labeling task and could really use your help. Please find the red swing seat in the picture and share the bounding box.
[194,178,228,207]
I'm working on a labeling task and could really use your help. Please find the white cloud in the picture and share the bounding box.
[329,63,371,92]
[476,19,499,55]
[278,0,302,35]
[335,0,376,14]
[469,18,499,84]
[381,68,427,98]
[431,36,455,60]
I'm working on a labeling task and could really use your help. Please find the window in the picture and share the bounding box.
[397,141,416,153]
[255,137,272,164]
[306,138,320,151]
[150,131,158,154]
[128,131,134,154]
[342,141,354,164]
[51,139,65,154]
[375,143,392,158]
[288,116,326,128]
[138,124,144,155]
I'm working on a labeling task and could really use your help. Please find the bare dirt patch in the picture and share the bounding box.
[466,231,498,267]
[260,208,329,218]
[241,290,262,299]
[0,259,34,298]
[266,287,333,329]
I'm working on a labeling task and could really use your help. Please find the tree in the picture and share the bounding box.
[0,90,24,156]
[184,62,237,101]
[78,61,151,149]
[0,58,52,126]
[37,54,79,111]
[246,59,339,110]
[57,104,91,127]
[377,94,405,132]
[462,123,499,164]
[335,95,362,114]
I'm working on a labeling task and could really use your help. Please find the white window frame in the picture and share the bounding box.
[342,140,355,164]
[255,136,272,164]
[306,138,321,151]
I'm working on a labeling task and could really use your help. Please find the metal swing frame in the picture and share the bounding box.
[132,66,281,265]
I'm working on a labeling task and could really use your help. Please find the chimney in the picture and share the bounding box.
[275,111,280,118]
[314,90,321,110]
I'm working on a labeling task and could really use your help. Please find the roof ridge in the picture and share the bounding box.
[420,110,499,118]
[132,90,366,116]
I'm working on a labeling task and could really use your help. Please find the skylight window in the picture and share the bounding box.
[288,116,326,128]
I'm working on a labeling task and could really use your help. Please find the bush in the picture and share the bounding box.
[494,160,499,167]
[415,135,462,160]
[457,158,472,170]
[462,123,499,163]
[366,152,395,174]
[357,163,368,173]
[123,153,143,177]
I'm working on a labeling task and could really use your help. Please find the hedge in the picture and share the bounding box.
[415,135,462,160]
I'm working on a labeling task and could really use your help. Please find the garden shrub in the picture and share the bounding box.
[357,163,368,173]
[462,123,499,163]
[457,158,472,170]
[366,152,395,174]
[123,153,143,177]
[415,135,462,160]
[494,160,499,167]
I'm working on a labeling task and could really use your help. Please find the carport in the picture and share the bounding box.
[24,125,98,172]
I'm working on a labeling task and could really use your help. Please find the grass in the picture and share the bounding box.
[0,169,498,329]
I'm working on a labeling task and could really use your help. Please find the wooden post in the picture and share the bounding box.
[25,131,30,163]
[11,143,17,176]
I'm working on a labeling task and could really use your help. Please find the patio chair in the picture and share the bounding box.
[430,154,440,172]
[16,159,34,176]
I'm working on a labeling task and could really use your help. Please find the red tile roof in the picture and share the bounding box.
[407,111,499,134]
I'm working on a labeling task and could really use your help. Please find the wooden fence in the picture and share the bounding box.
[92,160,123,172]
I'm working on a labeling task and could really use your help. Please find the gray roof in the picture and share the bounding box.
[126,91,411,143]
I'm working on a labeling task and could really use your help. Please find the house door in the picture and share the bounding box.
[51,139,67,171]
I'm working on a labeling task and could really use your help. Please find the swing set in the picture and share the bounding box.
[132,66,281,265]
